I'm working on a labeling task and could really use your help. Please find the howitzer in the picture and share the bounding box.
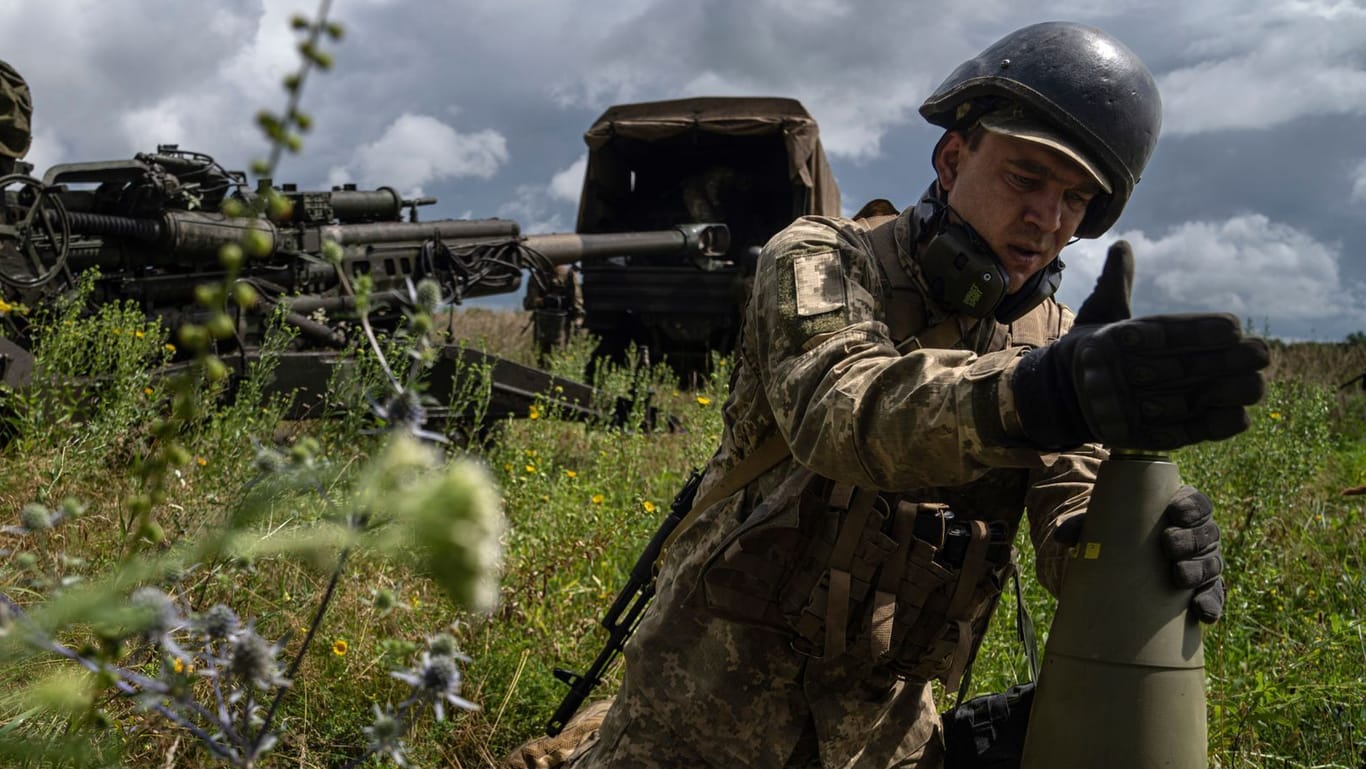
[0,146,728,430]
[545,469,702,736]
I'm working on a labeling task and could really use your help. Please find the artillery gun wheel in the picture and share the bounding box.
[0,174,72,290]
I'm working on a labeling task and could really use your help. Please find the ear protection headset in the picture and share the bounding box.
[911,192,1063,325]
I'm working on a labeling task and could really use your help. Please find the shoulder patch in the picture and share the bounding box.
[792,252,846,317]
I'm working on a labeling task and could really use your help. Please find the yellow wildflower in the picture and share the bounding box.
[172,657,187,674]
[528,404,541,420]
[135,330,145,339]
[144,387,154,396]
[592,494,604,505]
[696,395,712,406]
[643,500,657,513]
[332,639,348,656]
[196,456,208,467]
[525,464,536,474]
[164,343,176,353]
[565,470,577,478]
[1269,411,1283,420]
[0,298,11,315]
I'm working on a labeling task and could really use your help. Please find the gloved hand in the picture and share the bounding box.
[1050,485,1226,623]
[1012,241,1270,450]
[1159,485,1225,623]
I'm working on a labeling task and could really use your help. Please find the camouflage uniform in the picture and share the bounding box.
[0,60,32,172]
[570,205,1103,769]
[524,264,584,360]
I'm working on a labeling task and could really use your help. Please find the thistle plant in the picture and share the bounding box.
[1,429,501,766]
[0,1,505,766]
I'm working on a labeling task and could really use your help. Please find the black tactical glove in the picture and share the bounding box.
[1050,484,1225,623]
[1159,485,1225,623]
[1012,241,1270,450]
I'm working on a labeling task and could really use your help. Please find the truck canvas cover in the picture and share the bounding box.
[578,96,841,231]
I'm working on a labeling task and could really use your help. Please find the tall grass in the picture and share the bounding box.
[2,308,1363,767]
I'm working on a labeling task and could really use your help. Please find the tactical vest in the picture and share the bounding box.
[699,208,1065,689]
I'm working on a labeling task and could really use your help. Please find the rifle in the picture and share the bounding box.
[545,468,703,736]
[0,146,728,425]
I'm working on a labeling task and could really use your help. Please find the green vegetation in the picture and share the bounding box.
[966,350,1366,768]
[2,305,1363,767]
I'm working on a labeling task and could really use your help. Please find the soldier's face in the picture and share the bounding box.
[934,131,1100,294]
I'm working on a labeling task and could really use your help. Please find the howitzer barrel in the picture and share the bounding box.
[318,218,520,245]
[522,223,729,267]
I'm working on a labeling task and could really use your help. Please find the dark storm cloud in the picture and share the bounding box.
[3,0,1364,339]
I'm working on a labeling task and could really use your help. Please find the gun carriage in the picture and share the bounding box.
[0,146,728,434]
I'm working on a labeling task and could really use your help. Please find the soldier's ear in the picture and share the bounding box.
[933,132,965,192]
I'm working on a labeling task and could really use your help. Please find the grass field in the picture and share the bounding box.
[1,306,1363,768]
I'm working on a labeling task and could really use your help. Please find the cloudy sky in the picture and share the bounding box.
[2,0,1364,341]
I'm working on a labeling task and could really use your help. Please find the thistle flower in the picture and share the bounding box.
[19,503,52,532]
[228,628,289,690]
[196,604,241,641]
[364,704,410,767]
[390,651,477,721]
[130,587,181,637]
[425,632,461,659]
[377,389,424,428]
[370,388,448,443]
[252,444,289,475]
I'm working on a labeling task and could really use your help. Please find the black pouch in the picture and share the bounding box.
[942,682,1035,769]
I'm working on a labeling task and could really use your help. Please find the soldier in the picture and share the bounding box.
[516,22,1267,769]
[0,60,32,177]
[524,264,584,363]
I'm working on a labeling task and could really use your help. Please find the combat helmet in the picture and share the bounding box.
[919,21,1161,238]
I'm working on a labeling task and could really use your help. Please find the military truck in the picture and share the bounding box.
[572,97,841,380]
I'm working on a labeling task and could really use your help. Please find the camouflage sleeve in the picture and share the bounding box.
[747,215,1054,491]
[1024,443,1106,596]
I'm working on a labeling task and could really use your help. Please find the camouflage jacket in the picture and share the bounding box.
[582,207,1104,769]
